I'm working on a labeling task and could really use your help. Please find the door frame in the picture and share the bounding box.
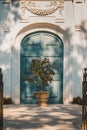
[11,22,71,104]
[20,31,64,104]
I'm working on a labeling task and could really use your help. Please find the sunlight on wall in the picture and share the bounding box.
[64,80,73,104]
[73,49,83,63]
[0,64,10,71]
[78,70,83,78]
[0,34,12,52]
[73,33,81,45]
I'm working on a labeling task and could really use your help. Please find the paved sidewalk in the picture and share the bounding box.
[3,105,82,130]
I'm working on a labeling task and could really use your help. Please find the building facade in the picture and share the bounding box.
[0,0,87,104]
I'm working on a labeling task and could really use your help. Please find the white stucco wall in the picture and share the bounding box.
[0,0,87,104]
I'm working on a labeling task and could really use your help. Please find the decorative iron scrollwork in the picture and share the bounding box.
[82,68,87,130]
[0,68,3,130]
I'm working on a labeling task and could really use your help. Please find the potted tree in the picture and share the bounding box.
[24,58,55,107]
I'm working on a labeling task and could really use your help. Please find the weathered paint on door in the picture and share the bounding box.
[20,31,63,104]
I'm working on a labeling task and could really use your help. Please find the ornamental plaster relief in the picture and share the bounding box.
[20,0,65,23]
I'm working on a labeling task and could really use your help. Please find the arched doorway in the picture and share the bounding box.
[20,31,63,104]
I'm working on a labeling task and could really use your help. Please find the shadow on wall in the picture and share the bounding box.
[0,1,21,97]
[64,21,87,98]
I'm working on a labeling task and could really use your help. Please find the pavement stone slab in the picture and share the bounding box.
[3,104,82,130]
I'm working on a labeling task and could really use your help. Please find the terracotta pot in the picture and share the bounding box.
[34,91,49,107]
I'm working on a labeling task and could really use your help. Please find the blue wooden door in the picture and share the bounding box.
[20,31,63,104]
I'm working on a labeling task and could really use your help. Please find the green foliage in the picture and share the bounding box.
[3,97,13,104]
[24,58,56,91]
[71,96,82,105]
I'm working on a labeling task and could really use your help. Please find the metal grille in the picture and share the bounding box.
[0,68,3,130]
[82,68,87,130]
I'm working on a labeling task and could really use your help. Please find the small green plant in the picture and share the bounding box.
[3,97,13,104]
[71,96,82,105]
[24,58,55,91]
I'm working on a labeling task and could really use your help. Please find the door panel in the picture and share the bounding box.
[20,31,63,104]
